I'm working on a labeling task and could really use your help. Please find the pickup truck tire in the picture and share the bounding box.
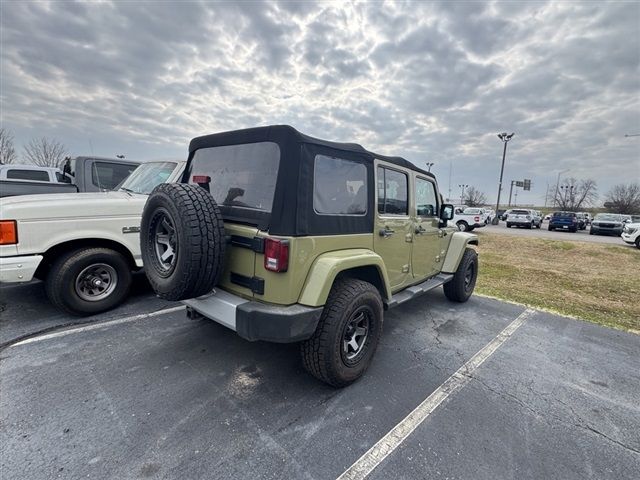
[45,247,132,316]
[456,221,469,232]
[301,278,383,388]
[443,248,478,303]
[141,183,225,301]
[506,223,512,228]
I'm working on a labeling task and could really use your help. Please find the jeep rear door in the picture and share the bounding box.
[374,163,412,290]
[412,175,443,279]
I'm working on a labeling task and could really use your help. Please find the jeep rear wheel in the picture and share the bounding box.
[301,278,383,388]
[443,248,478,303]
[141,183,225,301]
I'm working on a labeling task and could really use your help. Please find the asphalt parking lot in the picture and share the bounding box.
[1,282,639,479]
[483,222,628,246]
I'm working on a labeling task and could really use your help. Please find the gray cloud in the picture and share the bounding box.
[1,0,638,205]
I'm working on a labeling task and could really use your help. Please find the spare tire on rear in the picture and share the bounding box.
[140,183,225,301]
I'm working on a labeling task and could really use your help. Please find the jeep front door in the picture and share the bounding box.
[412,175,442,279]
[374,164,412,290]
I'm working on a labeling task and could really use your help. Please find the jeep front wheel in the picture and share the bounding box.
[301,278,383,388]
[443,248,478,303]
[141,183,225,301]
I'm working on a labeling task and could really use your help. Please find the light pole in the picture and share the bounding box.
[554,169,570,208]
[458,184,468,205]
[426,162,434,172]
[116,154,125,159]
[492,132,514,224]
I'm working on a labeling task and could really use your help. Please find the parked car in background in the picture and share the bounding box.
[544,214,551,221]
[452,207,487,231]
[506,209,541,229]
[532,210,543,226]
[0,161,185,315]
[484,208,495,223]
[549,211,579,232]
[577,212,592,225]
[496,209,507,221]
[590,213,627,236]
[575,213,588,230]
[622,222,640,249]
[500,209,513,221]
[0,164,65,183]
[0,156,141,197]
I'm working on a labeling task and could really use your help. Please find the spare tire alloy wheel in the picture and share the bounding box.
[151,209,178,276]
[141,183,225,301]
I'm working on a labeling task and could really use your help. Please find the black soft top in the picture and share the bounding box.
[188,125,434,179]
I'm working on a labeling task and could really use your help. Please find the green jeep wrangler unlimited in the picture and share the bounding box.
[141,126,478,387]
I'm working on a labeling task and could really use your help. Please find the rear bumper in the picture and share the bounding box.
[183,289,322,343]
[549,223,576,229]
[0,255,43,283]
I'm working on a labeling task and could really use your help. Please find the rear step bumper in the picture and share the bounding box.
[183,290,322,343]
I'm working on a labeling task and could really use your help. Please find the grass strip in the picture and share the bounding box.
[474,232,639,333]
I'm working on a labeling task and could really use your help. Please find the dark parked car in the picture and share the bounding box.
[549,211,579,232]
[575,213,587,230]
[590,213,626,236]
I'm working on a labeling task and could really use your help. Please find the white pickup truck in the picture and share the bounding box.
[451,207,487,232]
[0,160,185,315]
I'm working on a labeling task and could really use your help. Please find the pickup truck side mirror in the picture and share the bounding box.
[439,204,454,227]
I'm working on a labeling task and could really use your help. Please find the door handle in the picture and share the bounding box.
[415,226,426,235]
[379,227,395,237]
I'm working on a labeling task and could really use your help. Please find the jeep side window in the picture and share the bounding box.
[313,155,367,215]
[377,166,408,215]
[415,177,437,217]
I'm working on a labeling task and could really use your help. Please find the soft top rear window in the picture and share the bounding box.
[189,142,280,213]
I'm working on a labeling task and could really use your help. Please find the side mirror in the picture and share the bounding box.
[439,204,454,227]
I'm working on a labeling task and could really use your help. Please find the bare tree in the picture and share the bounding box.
[23,137,68,167]
[546,177,598,211]
[0,128,18,164]
[463,186,487,207]
[604,183,640,214]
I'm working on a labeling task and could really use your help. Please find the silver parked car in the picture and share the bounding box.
[506,209,542,229]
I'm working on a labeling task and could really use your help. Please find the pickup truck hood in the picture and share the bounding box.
[0,191,148,220]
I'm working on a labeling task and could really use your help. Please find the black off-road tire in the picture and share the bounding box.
[443,248,478,303]
[635,237,640,250]
[301,278,383,388]
[45,247,132,316]
[141,183,225,301]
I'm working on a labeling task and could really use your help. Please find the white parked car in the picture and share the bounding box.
[451,207,487,232]
[506,209,542,229]
[0,160,185,315]
[622,222,640,249]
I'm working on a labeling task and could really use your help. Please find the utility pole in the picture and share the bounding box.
[508,180,515,206]
[492,132,514,224]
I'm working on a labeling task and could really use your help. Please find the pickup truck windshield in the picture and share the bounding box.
[118,161,177,194]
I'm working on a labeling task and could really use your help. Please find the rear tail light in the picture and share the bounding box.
[264,238,289,272]
[0,220,18,245]
[474,216,480,222]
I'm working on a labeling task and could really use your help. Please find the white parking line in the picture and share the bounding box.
[337,308,536,480]
[11,305,185,347]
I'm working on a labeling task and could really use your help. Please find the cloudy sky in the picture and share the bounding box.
[1,0,639,205]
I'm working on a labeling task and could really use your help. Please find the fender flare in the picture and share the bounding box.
[441,232,478,273]
[298,249,391,307]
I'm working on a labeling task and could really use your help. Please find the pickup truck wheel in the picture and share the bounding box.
[141,183,225,301]
[456,221,469,232]
[45,248,132,316]
[301,278,383,388]
[443,248,478,303]
[635,238,640,249]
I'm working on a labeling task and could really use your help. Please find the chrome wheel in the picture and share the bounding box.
[152,210,178,273]
[75,263,118,301]
[341,308,371,365]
